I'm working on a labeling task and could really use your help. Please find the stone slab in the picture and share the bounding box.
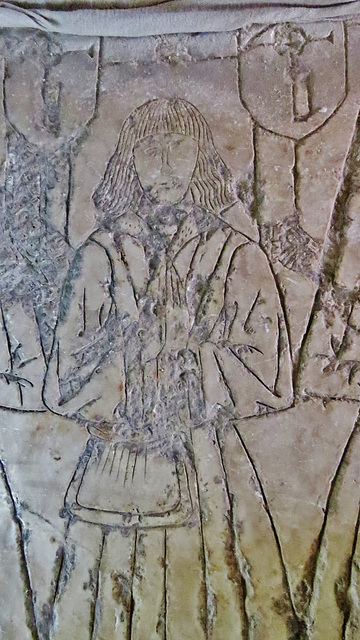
[1,19,360,640]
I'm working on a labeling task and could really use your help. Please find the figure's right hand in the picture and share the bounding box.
[0,371,34,388]
[0,370,41,411]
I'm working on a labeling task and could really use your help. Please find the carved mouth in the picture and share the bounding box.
[158,178,182,189]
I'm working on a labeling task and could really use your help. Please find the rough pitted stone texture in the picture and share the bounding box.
[1,22,360,640]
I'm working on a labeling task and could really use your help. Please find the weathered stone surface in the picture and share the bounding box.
[2,1,360,37]
[2,20,360,640]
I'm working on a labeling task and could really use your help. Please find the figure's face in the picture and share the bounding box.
[133,133,198,206]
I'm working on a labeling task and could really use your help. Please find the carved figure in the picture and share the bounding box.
[39,97,296,638]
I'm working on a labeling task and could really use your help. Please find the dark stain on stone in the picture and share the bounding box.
[272,575,307,639]
[236,519,245,536]
[111,571,132,612]
[334,556,352,617]
[294,536,319,616]
[198,568,208,637]
[223,509,249,640]
[155,596,166,635]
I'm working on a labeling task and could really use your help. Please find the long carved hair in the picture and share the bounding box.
[93,97,235,217]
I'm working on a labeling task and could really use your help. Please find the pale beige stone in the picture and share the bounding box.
[336,192,360,288]
[191,427,247,639]
[165,527,206,640]
[255,128,295,226]
[297,102,359,243]
[0,465,32,640]
[0,54,5,170]
[102,32,237,64]
[308,417,360,640]
[132,529,166,640]
[2,20,360,640]
[239,401,360,610]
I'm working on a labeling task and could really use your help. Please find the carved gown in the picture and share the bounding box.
[44,199,292,528]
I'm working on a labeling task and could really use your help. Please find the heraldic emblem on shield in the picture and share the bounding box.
[239,22,347,140]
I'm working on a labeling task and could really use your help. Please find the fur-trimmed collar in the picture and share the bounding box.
[93,200,258,258]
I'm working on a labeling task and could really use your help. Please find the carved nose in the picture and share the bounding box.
[161,148,173,174]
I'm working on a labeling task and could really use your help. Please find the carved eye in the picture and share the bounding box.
[142,145,159,157]
[169,138,183,151]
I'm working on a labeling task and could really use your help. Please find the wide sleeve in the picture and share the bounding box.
[43,240,116,417]
[199,242,293,419]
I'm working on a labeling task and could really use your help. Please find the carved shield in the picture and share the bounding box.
[4,33,99,147]
[239,22,346,139]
